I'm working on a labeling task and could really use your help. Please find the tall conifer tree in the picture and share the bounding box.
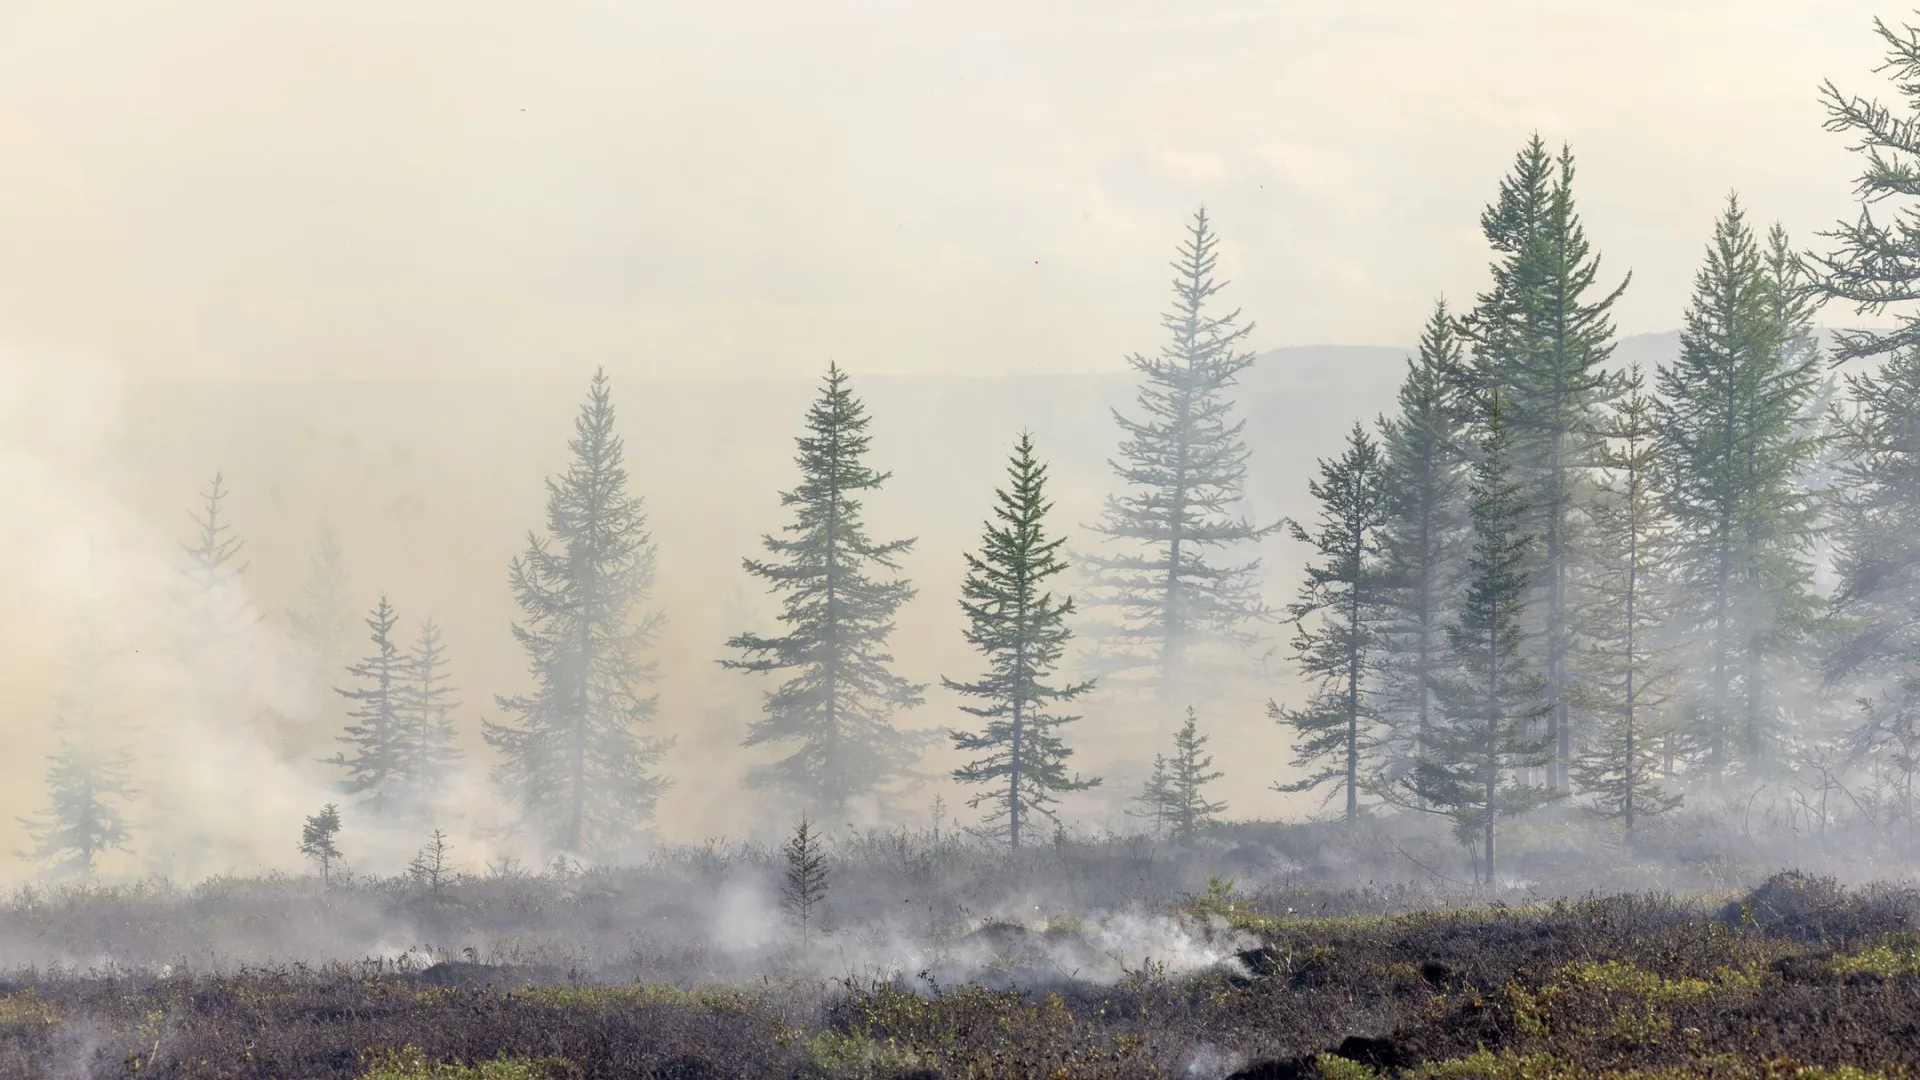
[327,595,407,814]
[396,618,462,814]
[486,369,671,854]
[1375,302,1473,788]
[726,364,927,816]
[1751,222,1826,764]
[24,735,135,877]
[946,434,1099,848]
[1408,400,1560,883]
[1461,138,1629,790]
[289,525,356,749]
[151,474,260,874]
[1571,369,1682,834]
[1813,17,1920,848]
[289,526,354,682]
[1083,208,1274,692]
[180,472,259,693]
[20,576,136,876]
[1271,423,1391,821]
[1657,196,1822,782]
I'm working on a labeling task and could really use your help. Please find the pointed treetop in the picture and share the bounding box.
[185,472,246,575]
[1480,134,1556,254]
[1156,206,1255,379]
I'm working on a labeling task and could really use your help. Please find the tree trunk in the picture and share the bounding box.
[1009,695,1025,851]
[567,541,594,854]
[823,427,842,816]
[1162,391,1193,697]
[1346,534,1363,823]
[1484,618,1501,886]
[1624,505,1639,839]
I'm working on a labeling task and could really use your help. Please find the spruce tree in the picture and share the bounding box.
[20,580,135,876]
[23,738,134,876]
[1271,423,1391,821]
[289,525,356,749]
[1570,368,1682,834]
[396,618,462,814]
[1461,138,1629,790]
[1656,196,1822,783]
[1082,208,1274,692]
[1659,197,1765,778]
[781,816,829,944]
[485,369,671,854]
[1374,302,1473,790]
[726,364,927,816]
[1160,707,1227,844]
[151,474,260,874]
[1408,399,1561,883]
[300,804,343,884]
[326,595,408,814]
[1750,222,1826,766]
[945,433,1099,849]
[179,472,261,702]
[182,470,255,648]
[408,829,456,895]
[289,526,354,686]
[1813,18,1920,850]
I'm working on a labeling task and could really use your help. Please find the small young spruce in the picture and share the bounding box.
[409,829,455,896]
[781,816,828,945]
[1133,709,1227,844]
[300,804,343,885]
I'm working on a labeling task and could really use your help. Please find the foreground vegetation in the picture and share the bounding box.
[0,869,1915,1079]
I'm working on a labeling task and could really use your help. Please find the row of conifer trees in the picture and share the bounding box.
[23,193,1282,870]
[1271,166,1823,881]
[1271,27,1920,877]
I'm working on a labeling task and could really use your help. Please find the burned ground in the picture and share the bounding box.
[0,867,1916,1078]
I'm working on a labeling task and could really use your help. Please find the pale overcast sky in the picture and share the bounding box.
[0,0,1902,380]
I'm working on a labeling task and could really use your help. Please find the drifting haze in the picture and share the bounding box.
[0,0,1899,879]
[1,336,1689,879]
[0,0,1896,380]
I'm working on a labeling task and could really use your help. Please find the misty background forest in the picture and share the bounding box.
[13,4,1920,1079]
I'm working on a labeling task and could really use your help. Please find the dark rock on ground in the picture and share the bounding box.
[1236,945,1284,978]
[1333,1034,1413,1070]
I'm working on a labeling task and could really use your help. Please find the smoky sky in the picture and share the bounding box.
[0,0,1897,382]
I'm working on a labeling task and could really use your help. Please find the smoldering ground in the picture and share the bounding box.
[4,854,1920,1080]
[0,829,1266,985]
[3,803,1915,985]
